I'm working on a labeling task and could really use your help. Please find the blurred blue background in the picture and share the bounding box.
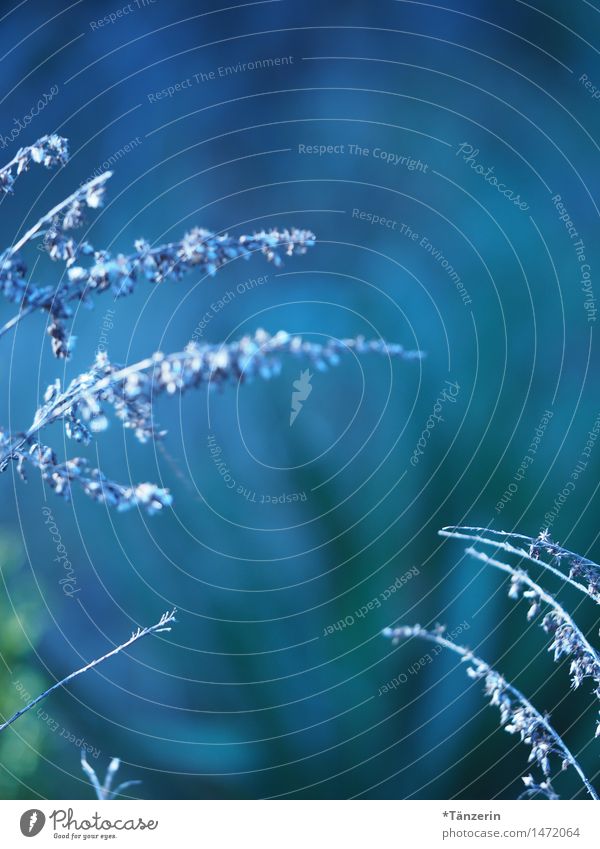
[1,0,600,799]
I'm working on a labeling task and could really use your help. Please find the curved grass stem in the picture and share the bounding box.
[384,624,598,800]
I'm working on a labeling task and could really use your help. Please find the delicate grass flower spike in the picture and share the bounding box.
[0,135,315,356]
[0,329,421,512]
[440,527,600,738]
[0,134,424,799]
[383,624,598,800]
[0,223,315,358]
[1,171,112,356]
[464,547,600,709]
[0,138,418,512]
[439,526,600,602]
[397,524,600,797]
[0,134,69,195]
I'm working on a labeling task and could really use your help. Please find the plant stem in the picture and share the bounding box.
[386,624,599,800]
[439,527,591,597]
[0,303,35,339]
[0,609,176,734]
[6,172,111,259]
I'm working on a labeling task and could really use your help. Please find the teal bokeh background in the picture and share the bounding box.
[1,0,599,799]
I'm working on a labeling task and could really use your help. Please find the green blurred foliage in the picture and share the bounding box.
[0,529,48,798]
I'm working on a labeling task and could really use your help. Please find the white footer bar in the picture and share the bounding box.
[0,800,597,848]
